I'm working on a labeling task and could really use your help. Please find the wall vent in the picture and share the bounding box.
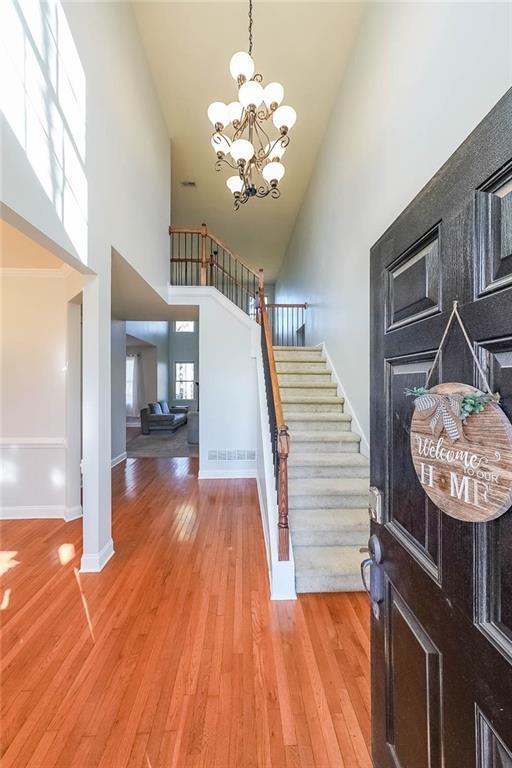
[207,449,255,462]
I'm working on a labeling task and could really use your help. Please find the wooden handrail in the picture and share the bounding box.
[266,303,309,309]
[170,223,261,281]
[259,280,290,561]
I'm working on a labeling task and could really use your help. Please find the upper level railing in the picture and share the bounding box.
[267,303,308,347]
[170,224,260,320]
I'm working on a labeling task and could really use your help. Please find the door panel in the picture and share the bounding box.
[387,586,442,768]
[386,356,441,577]
[370,89,512,768]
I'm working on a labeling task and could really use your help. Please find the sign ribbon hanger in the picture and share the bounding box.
[424,300,498,398]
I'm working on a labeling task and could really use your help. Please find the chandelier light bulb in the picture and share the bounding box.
[227,101,243,125]
[263,82,284,109]
[239,80,264,109]
[262,161,285,184]
[207,101,229,128]
[226,175,244,194]
[211,135,230,155]
[265,141,286,161]
[230,139,254,163]
[229,51,255,82]
[272,105,297,132]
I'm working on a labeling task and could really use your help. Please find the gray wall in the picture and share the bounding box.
[125,321,170,401]
[111,319,127,462]
[276,2,512,443]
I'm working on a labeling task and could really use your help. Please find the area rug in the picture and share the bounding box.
[126,426,199,458]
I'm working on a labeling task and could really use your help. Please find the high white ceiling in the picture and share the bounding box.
[133,1,364,280]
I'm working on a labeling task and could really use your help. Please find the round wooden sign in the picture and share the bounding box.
[410,383,512,522]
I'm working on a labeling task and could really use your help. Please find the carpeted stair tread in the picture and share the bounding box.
[294,546,365,593]
[288,453,368,467]
[289,477,369,496]
[286,413,351,422]
[291,431,360,443]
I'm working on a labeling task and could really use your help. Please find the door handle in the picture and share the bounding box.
[360,534,385,619]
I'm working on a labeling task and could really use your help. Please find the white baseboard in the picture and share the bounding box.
[0,505,66,519]
[316,341,370,458]
[111,452,127,468]
[198,468,257,480]
[80,538,115,573]
[64,505,83,521]
[0,504,83,521]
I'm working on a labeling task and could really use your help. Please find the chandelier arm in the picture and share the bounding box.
[252,119,272,154]
[216,156,238,172]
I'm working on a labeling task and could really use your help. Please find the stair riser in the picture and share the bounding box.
[276,362,329,373]
[289,464,369,479]
[274,352,323,362]
[289,493,368,510]
[288,421,350,432]
[292,529,367,547]
[280,387,338,398]
[292,441,359,453]
[284,403,344,414]
[278,374,334,385]
[296,573,363,593]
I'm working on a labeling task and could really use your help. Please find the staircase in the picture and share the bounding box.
[275,345,369,592]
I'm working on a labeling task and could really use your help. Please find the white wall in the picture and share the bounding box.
[0,270,81,519]
[111,319,126,464]
[169,321,199,409]
[1,1,170,569]
[276,2,512,443]
[168,287,258,479]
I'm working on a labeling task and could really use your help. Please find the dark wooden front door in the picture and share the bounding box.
[370,89,512,768]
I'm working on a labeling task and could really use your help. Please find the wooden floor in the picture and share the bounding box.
[0,458,370,767]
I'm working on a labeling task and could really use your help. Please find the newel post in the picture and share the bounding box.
[200,222,208,286]
[277,425,290,561]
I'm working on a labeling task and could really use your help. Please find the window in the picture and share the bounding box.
[175,362,195,400]
[175,321,195,333]
[126,356,135,409]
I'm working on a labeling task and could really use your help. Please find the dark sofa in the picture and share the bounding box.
[140,401,188,435]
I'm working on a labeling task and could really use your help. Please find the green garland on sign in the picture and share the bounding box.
[404,387,494,422]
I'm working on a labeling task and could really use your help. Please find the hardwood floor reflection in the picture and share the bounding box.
[0,457,370,767]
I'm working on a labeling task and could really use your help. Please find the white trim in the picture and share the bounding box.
[255,344,296,601]
[0,504,83,521]
[198,468,257,480]
[64,505,83,521]
[80,539,115,573]
[0,267,67,279]
[0,505,66,519]
[0,437,66,448]
[316,342,370,458]
[168,285,257,332]
[111,451,127,468]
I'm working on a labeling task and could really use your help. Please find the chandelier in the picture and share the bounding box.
[207,0,296,211]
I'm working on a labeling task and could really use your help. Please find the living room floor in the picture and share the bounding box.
[126,421,199,459]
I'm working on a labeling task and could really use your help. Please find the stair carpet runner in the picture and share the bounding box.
[274,346,369,593]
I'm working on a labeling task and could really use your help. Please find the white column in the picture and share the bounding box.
[80,268,114,571]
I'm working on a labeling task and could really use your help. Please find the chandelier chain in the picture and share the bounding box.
[248,0,253,56]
